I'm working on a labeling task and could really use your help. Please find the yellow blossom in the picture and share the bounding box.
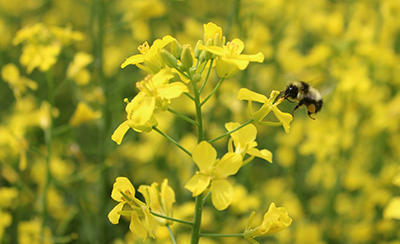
[111,69,188,144]
[121,35,175,73]
[108,177,156,241]
[185,141,242,210]
[200,38,264,78]
[384,197,400,220]
[67,52,94,85]
[226,122,273,163]
[203,22,223,45]
[1,63,37,99]
[237,88,293,133]
[138,179,176,225]
[244,202,292,244]
[18,219,53,244]
[69,102,101,127]
[12,23,83,73]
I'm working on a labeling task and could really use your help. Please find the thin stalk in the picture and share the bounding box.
[190,68,205,244]
[199,59,214,94]
[153,127,192,157]
[202,191,211,204]
[200,233,244,238]
[185,92,195,101]
[150,211,193,226]
[200,77,225,107]
[208,119,254,143]
[166,224,178,244]
[168,108,198,126]
[191,194,204,244]
[41,70,54,243]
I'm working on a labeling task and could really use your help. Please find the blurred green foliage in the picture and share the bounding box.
[1,0,400,243]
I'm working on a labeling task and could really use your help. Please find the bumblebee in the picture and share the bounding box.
[279,81,323,120]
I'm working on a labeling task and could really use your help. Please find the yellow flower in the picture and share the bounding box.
[200,38,264,78]
[244,202,292,244]
[67,52,94,86]
[12,23,83,73]
[1,63,37,99]
[121,35,175,74]
[111,69,188,144]
[203,22,223,46]
[108,177,156,241]
[384,197,400,220]
[225,122,272,163]
[237,88,293,133]
[18,219,53,244]
[69,102,101,127]
[138,179,176,225]
[184,141,242,210]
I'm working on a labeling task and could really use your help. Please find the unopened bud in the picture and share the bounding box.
[180,45,193,71]
[192,74,202,83]
[160,49,177,68]
[194,40,203,59]
[170,39,182,59]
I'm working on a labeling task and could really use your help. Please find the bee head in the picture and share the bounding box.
[283,84,299,99]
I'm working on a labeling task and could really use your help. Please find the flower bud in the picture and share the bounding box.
[193,40,203,59]
[160,49,177,68]
[192,74,202,83]
[180,45,193,71]
[170,39,182,59]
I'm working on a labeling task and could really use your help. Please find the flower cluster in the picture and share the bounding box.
[109,22,292,242]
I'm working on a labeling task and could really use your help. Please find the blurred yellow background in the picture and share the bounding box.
[1,0,400,243]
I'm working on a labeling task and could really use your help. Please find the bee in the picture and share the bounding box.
[278,81,323,120]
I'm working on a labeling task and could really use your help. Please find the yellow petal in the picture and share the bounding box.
[121,54,145,68]
[192,141,217,171]
[200,44,226,56]
[271,106,293,133]
[111,121,130,145]
[215,153,242,177]
[237,88,268,103]
[69,102,101,127]
[225,122,241,142]
[111,177,135,202]
[384,197,400,220]
[130,211,149,241]
[185,174,211,197]
[248,148,273,163]
[222,57,249,70]
[157,82,188,99]
[108,202,124,224]
[211,179,234,211]
[237,124,257,145]
[161,179,176,215]
[237,52,265,63]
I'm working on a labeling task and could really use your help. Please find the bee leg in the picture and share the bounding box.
[307,112,316,120]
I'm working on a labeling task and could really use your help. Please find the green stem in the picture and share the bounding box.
[153,127,192,157]
[202,191,211,204]
[208,119,254,143]
[200,77,225,107]
[168,108,198,126]
[190,67,205,244]
[150,211,193,226]
[41,70,54,243]
[199,59,214,94]
[185,92,195,101]
[191,194,204,244]
[166,224,178,244]
[200,233,244,238]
